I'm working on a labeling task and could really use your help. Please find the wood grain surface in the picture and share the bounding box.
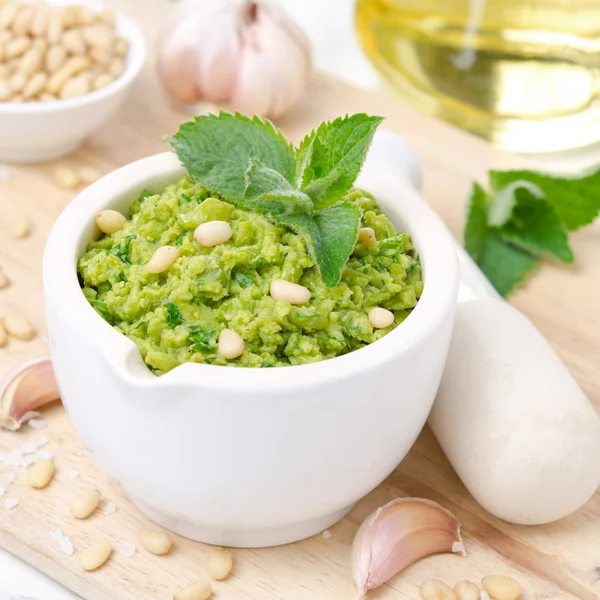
[1,1,599,599]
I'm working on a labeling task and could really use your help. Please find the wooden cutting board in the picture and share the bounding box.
[1,1,599,599]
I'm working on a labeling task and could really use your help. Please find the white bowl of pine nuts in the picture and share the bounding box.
[43,132,459,548]
[0,0,146,163]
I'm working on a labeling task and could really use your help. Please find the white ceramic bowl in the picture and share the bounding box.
[0,0,146,163]
[43,132,459,547]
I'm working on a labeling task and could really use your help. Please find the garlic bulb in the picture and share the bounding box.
[157,0,312,119]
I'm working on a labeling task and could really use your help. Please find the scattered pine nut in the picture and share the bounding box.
[481,575,521,600]
[207,548,233,580]
[454,580,480,600]
[70,488,101,519]
[270,279,311,305]
[174,581,212,600]
[11,215,30,239]
[218,329,244,360]
[96,209,126,235]
[79,540,112,571]
[358,227,377,246]
[26,459,55,489]
[368,307,394,329]
[79,166,102,185]
[137,528,172,555]
[2,315,35,341]
[0,324,7,348]
[147,245,179,274]
[419,580,458,600]
[54,166,80,189]
[194,221,233,247]
[0,271,9,290]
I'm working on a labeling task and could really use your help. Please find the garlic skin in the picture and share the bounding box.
[0,358,60,430]
[157,0,312,119]
[352,497,465,599]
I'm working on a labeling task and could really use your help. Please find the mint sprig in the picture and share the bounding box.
[168,112,384,286]
[465,167,600,296]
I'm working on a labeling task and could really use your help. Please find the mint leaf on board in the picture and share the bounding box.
[165,303,183,328]
[496,187,573,263]
[167,112,296,201]
[242,159,313,214]
[476,232,539,297]
[295,114,384,209]
[281,202,362,286]
[487,180,544,227]
[489,168,600,231]
[464,183,489,261]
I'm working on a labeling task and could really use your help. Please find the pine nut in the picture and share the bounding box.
[115,37,129,57]
[76,6,96,26]
[207,549,233,580]
[368,307,394,329]
[218,329,244,360]
[7,92,22,102]
[61,29,85,55]
[96,210,126,235]
[92,72,112,90]
[454,581,480,600]
[11,5,33,36]
[89,47,110,66]
[2,315,35,341]
[19,47,44,76]
[0,3,17,29]
[11,215,31,238]
[54,166,80,189]
[30,7,50,37]
[0,271,10,290]
[5,36,29,59]
[45,44,68,73]
[419,580,458,600]
[47,13,64,44]
[194,221,232,247]
[147,246,179,274]
[99,9,115,26]
[80,166,102,185]
[39,91,56,101]
[0,63,8,77]
[26,460,55,489]
[138,528,172,555]
[22,72,47,99]
[270,279,311,305]
[80,541,112,571]
[60,72,91,99]
[358,227,377,246]
[0,78,9,101]
[82,24,113,50]
[0,325,7,348]
[71,488,101,519]
[481,575,521,600]
[174,581,212,600]
[108,56,124,78]
[8,71,25,93]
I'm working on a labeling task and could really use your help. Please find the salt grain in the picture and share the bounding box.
[35,449,53,461]
[59,535,74,556]
[117,542,136,558]
[28,419,47,429]
[104,502,116,515]
[35,436,49,447]
[19,411,40,423]
[21,455,35,468]
[21,441,38,454]
[49,528,64,540]
[1,472,15,484]
[322,530,332,540]
[4,498,19,510]
[452,541,465,554]
[65,469,79,479]
[480,592,491,600]
[0,484,5,497]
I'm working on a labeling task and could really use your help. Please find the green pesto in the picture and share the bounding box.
[78,179,423,374]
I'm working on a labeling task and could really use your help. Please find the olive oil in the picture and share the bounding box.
[356,0,600,152]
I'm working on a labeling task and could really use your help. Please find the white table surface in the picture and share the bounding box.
[2,1,600,597]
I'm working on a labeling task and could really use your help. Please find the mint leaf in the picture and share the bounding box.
[90,300,116,326]
[167,112,296,201]
[110,234,136,264]
[490,168,600,231]
[242,159,313,214]
[295,114,384,209]
[496,187,573,263]
[487,180,544,227]
[188,325,216,351]
[281,202,362,286]
[165,303,183,328]
[464,183,489,260]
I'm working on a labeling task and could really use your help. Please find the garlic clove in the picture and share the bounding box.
[0,358,60,431]
[352,497,465,599]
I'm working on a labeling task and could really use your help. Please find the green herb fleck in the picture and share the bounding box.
[181,193,193,202]
[165,303,183,328]
[133,320,146,330]
[232,270,253,288]
[139,189,152,203]
[110,234,136,264]
[188,325,217,351]
[115,272,127,283]
[175,231,188,247]
[90,300,115,326]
